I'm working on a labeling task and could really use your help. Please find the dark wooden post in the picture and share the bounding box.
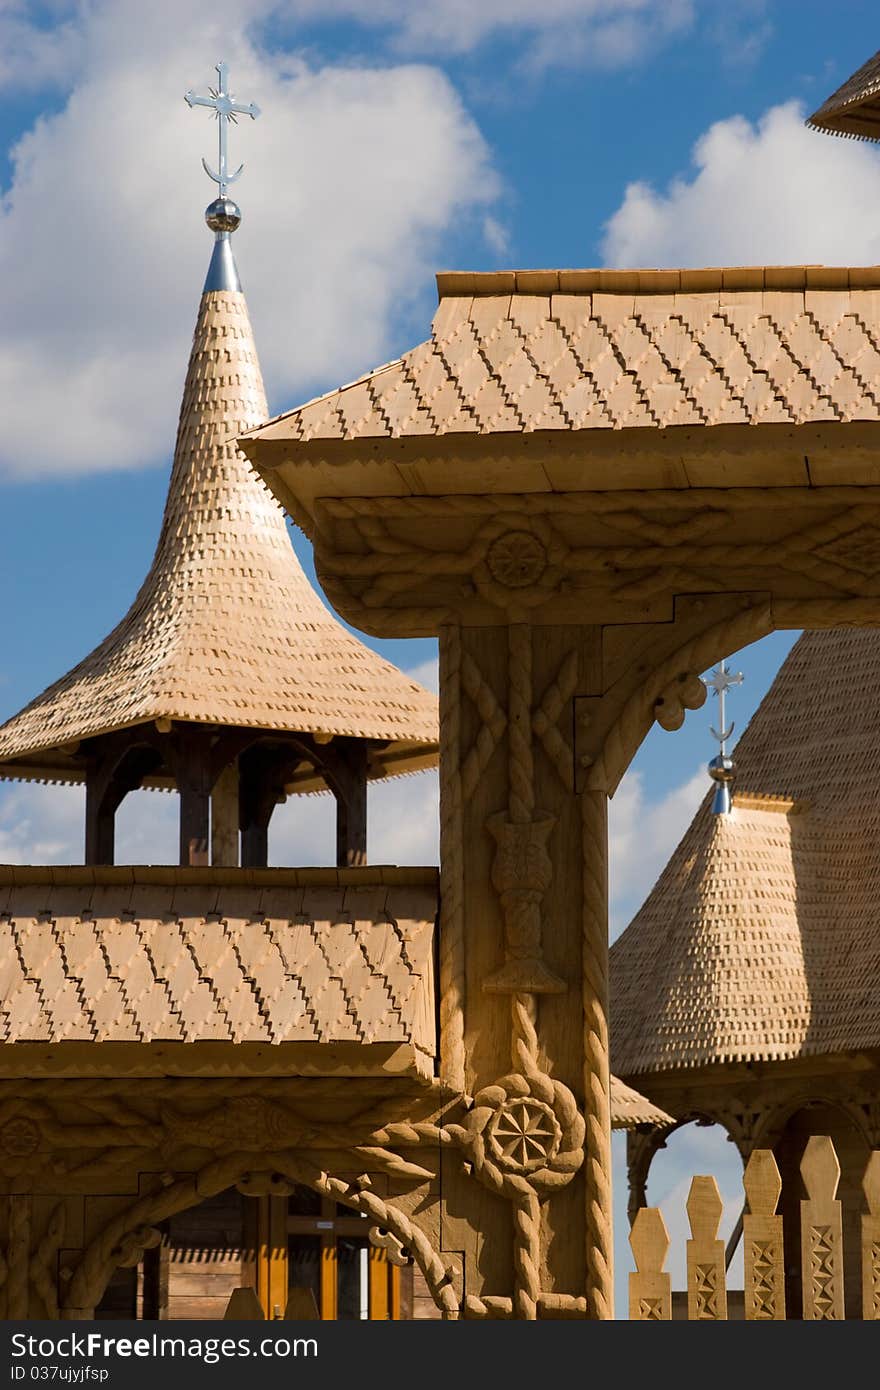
[85,773,117,865]
[83,735,163,866]
[174,729,213,867]
[239,747,279,869]
[333,741,368,868]
[321,738,368,868]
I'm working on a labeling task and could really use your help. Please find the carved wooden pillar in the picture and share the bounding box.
[438,620,605,1317]
[580,787,612,1317]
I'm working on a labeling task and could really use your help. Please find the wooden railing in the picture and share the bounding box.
[629,1135,880,1320]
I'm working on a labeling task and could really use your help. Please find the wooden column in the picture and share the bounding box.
[84,776,117,866]
[211,761,240,866]
[141,1233,169,1321]
[83,735,162,866]
[326,739,368,868]
[256,1197,288,1319]
[174,730,213,868]
[239,747,278,869]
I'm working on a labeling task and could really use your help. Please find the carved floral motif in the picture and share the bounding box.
[487,1097,561,1173]
[486,531,548,589]
[0,1118,40,1158]
[465,1072,584,1198]
[472,515,566,612]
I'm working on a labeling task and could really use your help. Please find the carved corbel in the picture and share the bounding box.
[652,671,707,732]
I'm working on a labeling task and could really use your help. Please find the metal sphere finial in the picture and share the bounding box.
[205,197,241,234]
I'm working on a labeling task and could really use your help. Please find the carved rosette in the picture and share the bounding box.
[464,1072,584,1199]
[483,813,565,994]
[0,1117,40,1161]
[473,516,567,613]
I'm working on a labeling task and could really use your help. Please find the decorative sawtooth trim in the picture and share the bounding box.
[0,878,437,1058]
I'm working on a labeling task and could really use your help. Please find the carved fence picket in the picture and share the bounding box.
[223,1285,319,1320]
[628,1137,880,1322]
[862,1151,880,1320]
[686,1175,727,1320]
[629,1206,671,1320]
[800,1135,844,1320]
[743,1149,785,1320]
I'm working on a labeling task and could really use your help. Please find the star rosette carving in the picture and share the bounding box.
[0,1116,40,1160]
[488,1096,561,1172]
[464,1071,584,1198]
[473,515,567,613]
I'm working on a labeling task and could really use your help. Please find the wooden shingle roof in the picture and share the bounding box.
[0,289,438,788]
[249,266,880,448]
[807,48,880,142]
[0,867,438,1068]
[611,627,880,1075]
[0,862,670,1124]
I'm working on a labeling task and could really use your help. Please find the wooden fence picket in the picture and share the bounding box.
[629,1206,671,1320]
[800,1135,844,1320]
[686,1175,727,1320]
[743,1149,785,1320]
[223,1286,265,1319]
[862,1151,880,1320]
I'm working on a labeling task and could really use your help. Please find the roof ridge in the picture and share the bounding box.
[434,266,880,298]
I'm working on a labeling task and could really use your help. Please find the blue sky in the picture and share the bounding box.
[2,0,879,1314]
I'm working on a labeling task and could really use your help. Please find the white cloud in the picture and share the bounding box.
[284,0,696,69]
[0,780,84,863]
[0,1,498,479]
[404,655,439,694]
[608,763,706,940]
[0,2,84,91]
[603,99,880,268]
[0,1,699,90]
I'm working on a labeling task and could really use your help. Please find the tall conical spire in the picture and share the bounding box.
[0,67,437,793]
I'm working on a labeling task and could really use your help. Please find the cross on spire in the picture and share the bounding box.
[703,660,744,756]
[185,62,260,197]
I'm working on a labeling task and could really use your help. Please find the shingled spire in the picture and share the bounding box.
[611,627,880,1076]
[0,64,437,867]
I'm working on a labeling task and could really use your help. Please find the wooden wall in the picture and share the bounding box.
[165,1189,250,1321]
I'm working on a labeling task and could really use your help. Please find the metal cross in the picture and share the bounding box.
[185,62,260,197]
[702,660,744,754]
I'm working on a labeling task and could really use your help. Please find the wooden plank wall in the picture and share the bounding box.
[165,1190,249,1321]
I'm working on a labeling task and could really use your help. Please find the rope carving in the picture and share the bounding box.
[581,791,613,1319]
[439,624,467,1090]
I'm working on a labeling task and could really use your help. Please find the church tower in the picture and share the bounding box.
[0,63,438,871]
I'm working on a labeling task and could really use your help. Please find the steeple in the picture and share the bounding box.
[0,63,438,867]
[611,627,880,1076]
